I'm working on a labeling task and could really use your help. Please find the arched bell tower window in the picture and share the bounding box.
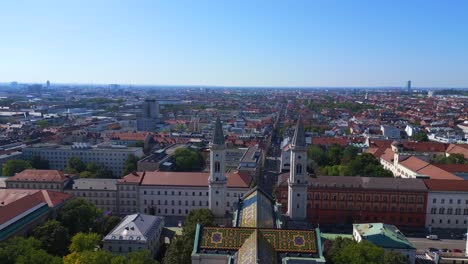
[215,161,220,173]
[296,164,302,174]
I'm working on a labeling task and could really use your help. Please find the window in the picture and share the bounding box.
[433,198,437,203]
[296,164,302,174]
[449,199,453,204]
[439,208,445,214]
[447,208,453,215]
[215,161,220,172]
[441,199,445,204]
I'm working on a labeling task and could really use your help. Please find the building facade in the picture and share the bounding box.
[277,176,428,228]
[5,169,70,191]
[424,179,468,230]
[103,213,164,257]
[66,178,118,213]
[23,143,144,177]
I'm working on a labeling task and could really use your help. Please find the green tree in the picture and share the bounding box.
[2,159,33,176]
[0,237,61,264]
[173,148,203,171]
[332,239,384,264]
[66,156,86,174]
[128,250,159,264]
[37,119,50,129]
[32,220,70,256]
[164,209,215,264]
[58,198,102,235]
[411,132,429,142]
[383,251,409,264]
[326,144,344,166]
[122,154,140,176]
[94,216,122,236]
[64,250,114,264]
[29,156,50,169]
[307,145,328,167]
[69,232,102,253]
[434,153,467,164]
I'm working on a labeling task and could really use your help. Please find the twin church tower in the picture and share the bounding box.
[208,116,307,220]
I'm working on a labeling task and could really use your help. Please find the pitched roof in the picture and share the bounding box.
[278,175,428,191]
[0,189,72,225]
[103,213,164,242]
[446,144,468,159]
[121,171,252,188]
[433,164,468,173]
[423,179,468,192]
[212,116,225,145]
[8,169,67,182]
[236,188,276,228]
[353,223,415,249]
[292,116,306,148]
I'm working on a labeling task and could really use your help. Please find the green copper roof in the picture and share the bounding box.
[353,223,415,249]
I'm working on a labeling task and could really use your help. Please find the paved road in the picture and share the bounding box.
[408,237,466,251]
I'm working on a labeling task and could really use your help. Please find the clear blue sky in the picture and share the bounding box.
[1,0,467,87]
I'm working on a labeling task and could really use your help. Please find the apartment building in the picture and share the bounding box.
[23,143,144,177]
[66,178,118,213]
[5,169,71,191]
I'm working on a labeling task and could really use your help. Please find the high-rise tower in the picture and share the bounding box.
[209,116,227,218]
[287,116,308,220]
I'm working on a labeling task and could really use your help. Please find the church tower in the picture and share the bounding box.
[287,116,308,220]
[209,116,227,218]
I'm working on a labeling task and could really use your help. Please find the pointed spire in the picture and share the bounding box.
[292,115,306,148]
[212,116,225,145]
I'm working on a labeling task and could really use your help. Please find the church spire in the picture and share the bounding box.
[212,116,225,145]
[292,115,306,148]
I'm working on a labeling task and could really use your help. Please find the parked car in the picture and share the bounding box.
[452,249,462,253]
[426,235,439,240]
[428,247,439,253]
[440,248,451,253]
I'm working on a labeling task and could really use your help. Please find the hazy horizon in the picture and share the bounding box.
[1,1,468,87]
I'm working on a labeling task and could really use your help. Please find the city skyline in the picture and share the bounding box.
[1,1,468,87]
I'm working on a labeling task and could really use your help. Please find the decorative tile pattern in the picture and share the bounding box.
[199,227,317,253]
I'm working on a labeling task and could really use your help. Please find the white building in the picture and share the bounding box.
[381,125,401,139]
[66,178,118,213]
[103,213,164,258]
[23,143,144,177]
[424,179,468,230]
[117,117,252,218]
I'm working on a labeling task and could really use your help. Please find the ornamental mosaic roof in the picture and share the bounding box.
[199,227,318,254]
[237,189,275,228]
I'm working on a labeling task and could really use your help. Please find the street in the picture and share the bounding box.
[407,237,466,251]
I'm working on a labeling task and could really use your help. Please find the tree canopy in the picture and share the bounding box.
[324,237,409,264]
[0,237,62,264]
[433,153,467,164]
[58,198,102,235]
[2,159,33,176]
[32,220,70,256]
[410,132,429,142]
[307,144,393,177]
[122,154,140,176]
[164,209,215,264]
[69,232,102,253]
[172,148,203,171]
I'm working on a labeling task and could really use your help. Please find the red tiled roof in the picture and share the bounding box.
[111,132,151,141]
[433,164,468,173]
[0,189,73,224]
[399,156,430,171]
[312,137,347,147]
[8,170,67,182]
[423,179,468,191]
[446,144,468,159]
[121,171,252,188]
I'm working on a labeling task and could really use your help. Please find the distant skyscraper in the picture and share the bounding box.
[137,98,160,131]
[407,80,412,93]
[46,80,50,89]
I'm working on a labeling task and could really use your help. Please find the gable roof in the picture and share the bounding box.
[423,179,468,192]
[103,213,164,242]
[8,169,67,182]
[120,171,252,188]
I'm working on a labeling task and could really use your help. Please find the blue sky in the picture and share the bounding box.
[0,0,467,87]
